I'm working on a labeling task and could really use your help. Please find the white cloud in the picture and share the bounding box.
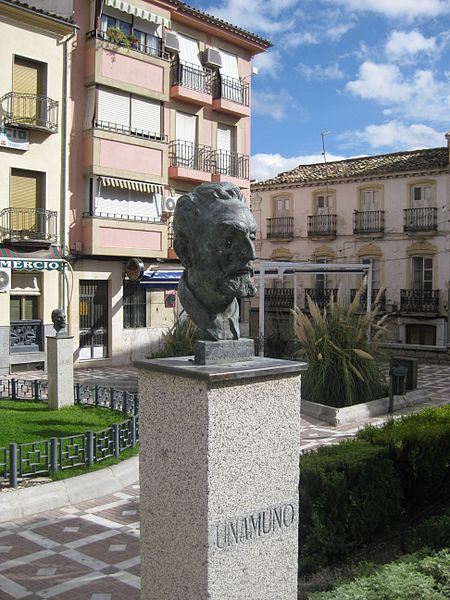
[331,0,450,19]
[346,61,411,102]
[203,0,296,34]
[253,50,281,77]
[346,61,450,121]
[339,121,445,149]
[297,62,345,81]
[251,152,346,181]
[251,89,297,121]
[385,30,436,58]
[284,31,319,48]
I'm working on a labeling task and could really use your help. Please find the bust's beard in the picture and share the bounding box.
[218,274,257,299]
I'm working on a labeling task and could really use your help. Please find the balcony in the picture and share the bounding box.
[169,140,212,182]
[81,212,169,258]
[0,208,58,246]
[400,289,440,313]
[350,289,386,312]
[307,214,337,237]
[1,92,58,133]
[86,29,169,60]
[404,207,437,233]
[266,217,294,239]
[353,210,385,235]
[170,59,212,105]
[10,320,44,354]
[265,288,294,310]
[93,119,167,142]
[212,73,250,117]
[211,150,249,182]
[305,288,338,309]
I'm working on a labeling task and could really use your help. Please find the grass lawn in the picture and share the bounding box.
[0,399,128,446]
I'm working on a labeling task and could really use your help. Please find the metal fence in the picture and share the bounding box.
[0,380,139,488]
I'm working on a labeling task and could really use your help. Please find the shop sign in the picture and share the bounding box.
[0,259,63,271]
[0,126,30,150]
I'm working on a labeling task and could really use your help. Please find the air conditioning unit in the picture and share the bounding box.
[0,268,11,293]
[162,196,177,212]
[164,31,180,53]
[203,48,222,69]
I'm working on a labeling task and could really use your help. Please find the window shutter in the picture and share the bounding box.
[178,33,202,67]
[219,49,239,79]
[176,111,196,144]
[10,171,39,209]
[13,58,41,95]
[96,184,130,217]
[217,124,233,152]
[129,191,158,219]
[131,96,161,135]
[97,88,130,128]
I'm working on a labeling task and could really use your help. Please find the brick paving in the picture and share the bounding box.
[0,362,448,599]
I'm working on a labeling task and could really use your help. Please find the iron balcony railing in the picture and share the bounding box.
[211,149,249,179]
[307,214,337,237]
[171,58,212,94]
[212,73,249,106]
[400,289,440,313]
[305,288,338,309]
[266,217,294,239]
[83,210,162,223]
[350,288,386,311]
[10,320,44,354]
[93,118,167,142]
[264,288,294,310]
[1,92,58,133]
[353,210,385,234]
[0,208,58,244]
[404,207,437,232]
[86,29,170,60]
[169,140,212,172]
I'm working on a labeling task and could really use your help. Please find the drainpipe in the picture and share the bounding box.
[60,29,76,319]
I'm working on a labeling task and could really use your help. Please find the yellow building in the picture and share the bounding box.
[0,0,76,374]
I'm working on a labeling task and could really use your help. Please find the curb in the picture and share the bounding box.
[0,455,139,524]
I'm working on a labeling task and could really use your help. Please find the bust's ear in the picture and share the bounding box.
[173,234,191,267]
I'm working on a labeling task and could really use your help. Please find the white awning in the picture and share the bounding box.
[100,177,163,194]
[104,0,170,28]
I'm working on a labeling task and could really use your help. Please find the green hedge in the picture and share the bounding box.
[299,440,402,573]
[308,549,450,600]
[414,507,450,551]
[357,406,450,508]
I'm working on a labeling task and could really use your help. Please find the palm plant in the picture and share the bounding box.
[292,280,387,408]
[150,314,200,358]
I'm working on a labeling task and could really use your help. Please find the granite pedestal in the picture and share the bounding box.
[137,355,305,600]
[47,336,74,409]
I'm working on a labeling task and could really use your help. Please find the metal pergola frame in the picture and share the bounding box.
[257,261,373,353]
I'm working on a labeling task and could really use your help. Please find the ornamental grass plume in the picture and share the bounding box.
[292,279,387,408]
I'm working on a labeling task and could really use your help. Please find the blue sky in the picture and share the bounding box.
[193,0,450,180]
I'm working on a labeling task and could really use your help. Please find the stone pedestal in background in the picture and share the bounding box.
[137,356,305,600]
[47,336,74,409]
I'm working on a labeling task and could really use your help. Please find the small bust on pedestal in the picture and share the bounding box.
[51,308,67,337]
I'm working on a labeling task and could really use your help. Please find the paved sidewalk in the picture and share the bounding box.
[0,362,448,599]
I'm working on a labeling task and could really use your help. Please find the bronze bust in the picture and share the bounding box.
[51,308,67,336]
[173,182,257,341]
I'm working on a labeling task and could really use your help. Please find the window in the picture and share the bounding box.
[10,169,45,233]
[315,259,330,289]
[412,257,433,290]
[96,88,162,139]
[134,28,161,56]
[10,296,38,320]
[411,184,432,208]
[123,279,147,328]
[360,189,380,211]
[406,324,436,345]
[178,33,202,68]
[273,196,290,217]
[315,193,332,214]
[94,178,159,221]
[362,258,381,289]
[13,56,46,125]
[101,13,131,36]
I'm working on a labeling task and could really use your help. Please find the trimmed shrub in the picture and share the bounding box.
[299,440,402,574]
[308,549,450,600]
[150,315,200,358]
[415,508,450,551]
[357,406,450,508]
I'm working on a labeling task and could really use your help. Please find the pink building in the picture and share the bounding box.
[58,0,270,365]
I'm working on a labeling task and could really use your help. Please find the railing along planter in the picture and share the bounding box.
[0,380,139,489]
